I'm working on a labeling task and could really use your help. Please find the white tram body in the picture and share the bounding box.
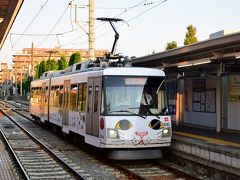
[30,61,172,159]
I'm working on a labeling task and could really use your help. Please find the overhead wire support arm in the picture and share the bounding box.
[109,21,119,55]
[96,17,125,56]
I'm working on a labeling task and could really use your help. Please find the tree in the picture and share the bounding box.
[36,60,47,79]
[47,59,58,71]
[22,76,31,94]
[58,55,68,70]
[166,41,178,50]
[68,52,82,66]
[184,24,198,45]
[35,64,40,79]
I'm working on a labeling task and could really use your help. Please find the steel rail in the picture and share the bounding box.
[112,162,146,180]
[0,100,199,179]
[0,126,30,180]
[1,109,85,180]
[153,160,201,180]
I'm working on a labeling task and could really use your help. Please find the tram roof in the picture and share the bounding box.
[103,67,165,76]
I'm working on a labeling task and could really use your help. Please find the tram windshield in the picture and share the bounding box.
[103,76,168,116]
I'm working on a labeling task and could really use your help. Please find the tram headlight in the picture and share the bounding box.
[162,127,171,137]
[163,129,168,134]
[107,128,119,139]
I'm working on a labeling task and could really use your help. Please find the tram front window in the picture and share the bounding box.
[103,76,167,116]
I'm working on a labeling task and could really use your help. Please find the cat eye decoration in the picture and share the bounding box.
[115,119,133,130]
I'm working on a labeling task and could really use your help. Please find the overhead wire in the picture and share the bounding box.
[71,0,168,48]
[36,1,73,48]
[5,0,168,53]
[61,0,148,48]
[127,0,167,23]
[95,0,168,42]
[10,29,78,37]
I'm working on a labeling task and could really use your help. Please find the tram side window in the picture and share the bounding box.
[54,86,60,107]
[82,83,87,111]
[77,84,83,111]
[70,84,77,110]
[77,83,87,112]
[101,91,104,114]
[45,86,49,104]
[38,88,42,103]
[59,86,63,107]
[64,85,70,108]
[42,88,45,104]
[35,88,38,103]
[30,88,33,102]
[87,86,93,113]
[50,86,54,106]
[38,88,40,103]
[94,86,99,112]
[33,88,37,103]
[31,88,34,99]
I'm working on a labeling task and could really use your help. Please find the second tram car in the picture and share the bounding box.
[30,60,172,159]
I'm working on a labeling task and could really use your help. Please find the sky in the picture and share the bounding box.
[0,0,240,67]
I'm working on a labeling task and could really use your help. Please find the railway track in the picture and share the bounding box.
[0,102,138,179]
[0,109,84,179]
[114,160,201,180]
[0,100,202,179]
[0,100,29,112]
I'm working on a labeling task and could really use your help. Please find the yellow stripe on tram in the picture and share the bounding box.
[173,131,240,148]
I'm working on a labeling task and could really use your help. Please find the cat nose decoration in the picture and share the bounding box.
[135,131,148,139]
[135,131,148,144]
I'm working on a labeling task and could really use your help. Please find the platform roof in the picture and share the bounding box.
[132,32,240,68]
[0,0,24,49]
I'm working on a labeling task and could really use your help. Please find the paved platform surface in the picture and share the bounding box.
[171,124,240,176]
[173,124,240,149]
[0,135,18,180]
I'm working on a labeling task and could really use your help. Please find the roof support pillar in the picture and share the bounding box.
[216,68,222,132]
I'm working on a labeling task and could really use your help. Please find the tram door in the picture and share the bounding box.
[86,77,102,137]
[62,80,71,133]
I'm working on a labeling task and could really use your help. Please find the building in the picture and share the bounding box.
[12,47,108,81]
[0,0,24,98]
[0,63,13,84]
[133,30,240,132]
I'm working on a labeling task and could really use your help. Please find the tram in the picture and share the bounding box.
[30,58,171,159]
[30,18,171,159]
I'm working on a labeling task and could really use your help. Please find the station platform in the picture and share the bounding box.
[0,133,18,180]
[167,124,240,177]
[173,124,240,149]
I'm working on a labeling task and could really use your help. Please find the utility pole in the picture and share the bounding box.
[31,42,34,76]
[89,0,95,60]
[15,63,18,97]
[20,67,22,96]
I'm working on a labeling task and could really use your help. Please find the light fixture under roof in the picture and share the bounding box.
[177,58,211,68]
[0,17,3,24]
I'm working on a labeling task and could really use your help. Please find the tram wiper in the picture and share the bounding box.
[110,110,146,119]
[153,107,168,118]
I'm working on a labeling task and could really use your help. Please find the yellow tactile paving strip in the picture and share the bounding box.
[173,131,240,148]
[0,138,18,180]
